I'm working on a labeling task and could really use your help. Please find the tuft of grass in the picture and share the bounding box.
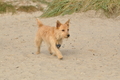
[17,5,43,13]
[0,2,16,14]
[82,0,120,17]
[41,0,82,17]
[0,1,44,14]
[41,0,120,18]
[32,0,50,5]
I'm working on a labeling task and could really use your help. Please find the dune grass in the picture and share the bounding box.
[0,2,16,14]
[0,0,44,14]
[17,5,43,13]
[0,0,119,18]
[32,0,50,4]
[41,0,120,18]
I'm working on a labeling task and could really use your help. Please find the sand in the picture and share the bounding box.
[0,11,120,80]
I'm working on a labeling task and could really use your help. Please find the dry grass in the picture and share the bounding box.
[32,0,50,4]
[0,0,119,18]
[17,5,43,13]
[0,0,44,14]
[41,0,120,18]
[0,2,16,14]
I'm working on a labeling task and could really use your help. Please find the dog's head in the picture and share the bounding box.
[56,19,70,39]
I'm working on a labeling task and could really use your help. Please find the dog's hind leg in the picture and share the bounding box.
[35,36,42,54]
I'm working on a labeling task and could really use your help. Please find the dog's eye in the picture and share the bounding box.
[62,30,65,32]
[67,29,69,31]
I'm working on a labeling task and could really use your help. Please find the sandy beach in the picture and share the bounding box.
[0,11,120,80]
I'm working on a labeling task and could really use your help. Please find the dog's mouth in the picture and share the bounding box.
[65,37,69,38]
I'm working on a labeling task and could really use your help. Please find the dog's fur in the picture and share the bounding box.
[35,19,70,59]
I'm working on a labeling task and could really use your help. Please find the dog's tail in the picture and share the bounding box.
[36,18,43,27]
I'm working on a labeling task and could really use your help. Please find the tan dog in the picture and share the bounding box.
[35,19,70,59]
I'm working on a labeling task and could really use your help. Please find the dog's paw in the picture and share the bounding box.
[36,52,40,54]
[58,56,63,60]
[50,53,53,55]
[53,53,56,56]
[56,44,61,49]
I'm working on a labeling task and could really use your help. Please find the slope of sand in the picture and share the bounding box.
[0,11,120,80]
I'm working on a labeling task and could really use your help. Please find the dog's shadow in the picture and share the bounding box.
[61,49,76,56]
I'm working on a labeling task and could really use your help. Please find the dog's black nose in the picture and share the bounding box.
[67,34,70,37]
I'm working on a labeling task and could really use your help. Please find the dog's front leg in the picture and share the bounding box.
[50,38,63,59]
[49,46,53,55]
[52,45,63,59]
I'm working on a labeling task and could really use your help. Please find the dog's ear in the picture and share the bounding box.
[56,20,61,29]
[65,19,70,26]
[36,18,43,27]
